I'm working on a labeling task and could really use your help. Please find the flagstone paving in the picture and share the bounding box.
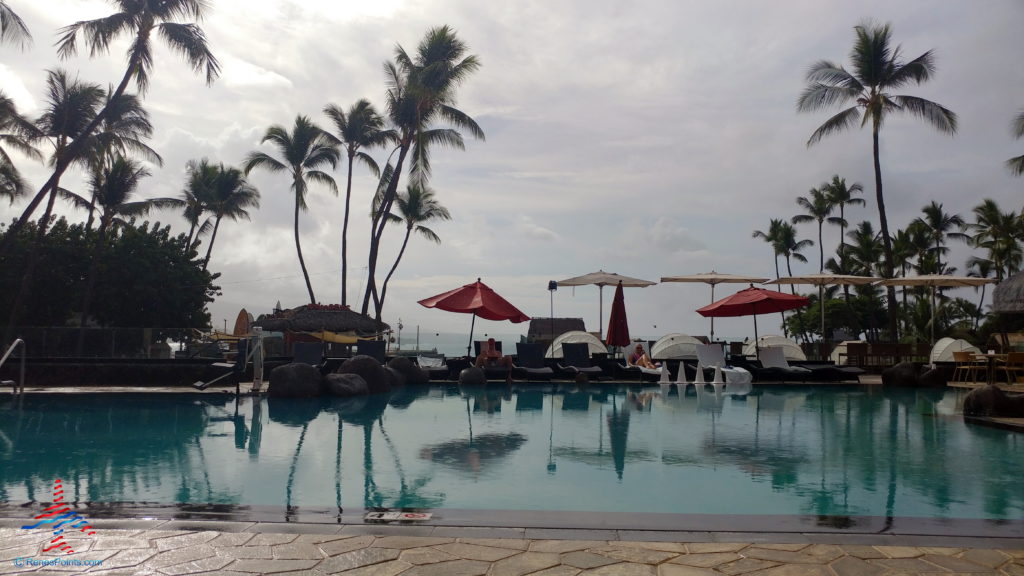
[1,525,1022,576]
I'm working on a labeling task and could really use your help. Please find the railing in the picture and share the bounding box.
[0,338,26,394]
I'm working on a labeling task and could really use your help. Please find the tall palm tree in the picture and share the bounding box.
[362,25,485,317]
[0,1,31,48]
[797,20,957,339]
[1009,110,1024,176]
[323,99,393,306]
[243,116,339,303]
[822,175,864,264]
[792,186,840,272]
[3,0,219,251]
[970,199,1023,281]
[77,156,178,352]
[966,257,994,331]
[753,218,792,337]
[777,221,813,341]
[201,163,259,269]
[0,91,41,203]
[379,184,450,315]
[911,201,968,273]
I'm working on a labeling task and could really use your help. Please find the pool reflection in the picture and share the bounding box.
[0,384,1022,522]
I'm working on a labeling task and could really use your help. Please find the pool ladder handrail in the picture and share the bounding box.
[0,338,26,394]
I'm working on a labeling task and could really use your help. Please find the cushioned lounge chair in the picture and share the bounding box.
[513,342,554,380]
[557,342,604,379]
[618,341,662,382]
[474,340,513,381]
[695,343,752,384]
[417,355,451,381]
[753,346,813,382]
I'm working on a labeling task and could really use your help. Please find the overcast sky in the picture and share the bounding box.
[3,0,1023,345]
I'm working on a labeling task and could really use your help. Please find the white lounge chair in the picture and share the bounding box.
[620,341,663,381]
[695,343,752,385]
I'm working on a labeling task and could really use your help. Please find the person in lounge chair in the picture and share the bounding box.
[475,338,514,383]
[628,343,660,370]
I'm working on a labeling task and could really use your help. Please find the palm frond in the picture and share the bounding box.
[355,151,381,178]
[1007,155,1024,177]
[157,22,220,85]
[885,50,936,89]
[437,104,485,141]
[806,106,861,146]
[415,225,441,243]
[306,170,338,195]
[242,152,286,175]
[0,1,32,48]
[891,95,957,134]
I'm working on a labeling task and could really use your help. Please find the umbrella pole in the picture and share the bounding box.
[930,285,936,348]
[753,305,759,357]
[710,284,716,343]
[820,285,825,343]
[599,285,604,340]
[467,312,477,358]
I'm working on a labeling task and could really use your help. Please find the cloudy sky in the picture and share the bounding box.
[3,0,1023,347]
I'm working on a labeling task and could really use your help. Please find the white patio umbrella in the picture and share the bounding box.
[877,275,997,346]
[764,274,880,340]
[556,270,655,339]
[660,272,769,342]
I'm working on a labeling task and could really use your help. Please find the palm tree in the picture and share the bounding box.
[201,163,260,269]
[966,257,994,331]
[378,184,450,315]
[0,91,41,203]
[822,175,864,263]
[777,221,813,341]
[179,158,218,252]
[1009,110,1024,176]
[0,1,31,48]
[362,25,485,317]
[797,20,957,339]
[3,0,219,251]
[970,199,1023,281]
[753,219,796,337]
[323,99,393,306]
[912,201,968,273]
[243,116,339,303]
[792,186,840,273]
[76,156,179,352]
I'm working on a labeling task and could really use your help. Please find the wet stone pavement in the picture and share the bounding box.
[1,523,1023,576]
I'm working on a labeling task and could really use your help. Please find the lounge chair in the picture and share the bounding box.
[474,340,513,381]
[513,342,554,380]
[753,346,813,382]
[356,340,386,363]
[557,342,604,379]
[618,341,663,382]
[695,343,752,384]
[417,355,451,381]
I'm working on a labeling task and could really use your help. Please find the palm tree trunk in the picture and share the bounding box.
[363,143,410,315]
[76,218,110,355]
[341,152,355,306]
[377,227,413,321]
[817,220,824,273]
[0,45,143,258]
[293,188,316,303]
[976,285,986,331]
[185,220,197,253]
[872,127,899,341]
[202,216,222,270]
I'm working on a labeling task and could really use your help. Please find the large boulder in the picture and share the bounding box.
[388,356,429,385]
[267,362,323,397]
[917,366,948,388]
[964,384,1024,417]
[336,355,390,394]
[459,366,486,386]
[324,373,368,397]
[881,362,919,387]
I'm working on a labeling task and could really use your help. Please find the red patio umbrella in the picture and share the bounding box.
[605,281,630,347]
[696,286,809,354]
[418,278,531,357]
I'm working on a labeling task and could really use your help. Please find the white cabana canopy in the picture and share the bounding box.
[930,337,981,363]
[651,333,702,359]
[742,335,806,361]
[545,330,608,358]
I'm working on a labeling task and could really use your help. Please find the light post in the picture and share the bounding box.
[397,318,403,352]
[547,281,557,351]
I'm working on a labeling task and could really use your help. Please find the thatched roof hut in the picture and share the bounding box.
[994,272,1024,313]
[254,304,389,336]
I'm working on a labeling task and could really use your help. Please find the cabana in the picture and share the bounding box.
[742,335,806,361]
[545,330,608,358]
[930,337,980,363]
[650,333,701,360]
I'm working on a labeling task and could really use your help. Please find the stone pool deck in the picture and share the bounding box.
[2,520,1024,576]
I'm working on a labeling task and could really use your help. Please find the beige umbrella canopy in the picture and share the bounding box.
[877,275,997,345]
[764,274,879,340]
[556,270,655,339]
[660,272,769,342]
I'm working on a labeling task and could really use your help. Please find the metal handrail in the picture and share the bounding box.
[0,338,25,394]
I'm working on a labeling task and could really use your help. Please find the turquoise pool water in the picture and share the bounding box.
[1,385,1021,524]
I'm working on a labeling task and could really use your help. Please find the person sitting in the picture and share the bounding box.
[475,338,515,383]
[628,343,659,370]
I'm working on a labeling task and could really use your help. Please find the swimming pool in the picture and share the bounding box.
[1,385,1021,535]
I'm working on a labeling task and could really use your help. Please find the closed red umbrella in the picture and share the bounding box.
[418,278,531,357]
[697,286,809,353]
[605,281,630,347]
